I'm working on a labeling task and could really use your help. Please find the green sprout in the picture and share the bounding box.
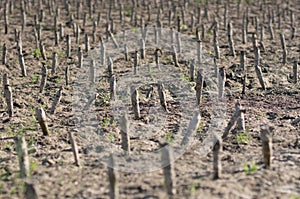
[243,162,258,175]
[197,120,203,134]
[181,73,191,82]
[33,49,41,58]
[236,129,250,144]
[55,76,62,83]
[57,51,65,58]
[32,74,39,84]
[190,179,202,195]
[107,134,115,142]
[165,132,173,143]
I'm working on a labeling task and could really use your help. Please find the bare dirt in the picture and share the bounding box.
[0,0,299,199]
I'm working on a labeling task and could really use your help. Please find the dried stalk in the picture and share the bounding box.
[293,59,298,84]
[2,43,7,65]
[78,47,83,68]
[196,69,204,105]
[110,75,116,100]
[50,86,63,114]
[181,112,201,146]
[39,40,47,60]
[108,154,119,199]
[4,84,13,117]
[197,40,202,64]
[260,125,272,169]
[134,50,139,74]
[51,52,57,75]
[124,44,128,61]
[120,113,130,152]
[218,67,226,100]
[68,132,80,167]
[172,45,179,67]
[39,64,47,93]
[227,22,236,57]
[161,144,176,196]
[189,59,195,82]
[36,107,49,136]
[254,64,266,90]
[19,51,27,77]
[108,57,114,76]
[89,59,95,83]
[158,83,168,112]
[85,33,90,52]
[140,39,145,59]
[17,136,30,178]
[131,88,140,119]
[279,33,287,65]
[213,137,222,179]
[222,101,245,139]
[24,180,39,199]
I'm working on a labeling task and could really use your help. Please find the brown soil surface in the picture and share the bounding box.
[0,0,299,199]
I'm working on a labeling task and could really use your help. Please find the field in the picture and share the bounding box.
[0,0,299,198]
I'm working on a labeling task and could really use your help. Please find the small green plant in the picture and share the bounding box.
[181,24,187,30]
[197,120,202,134]
[102,118,110,127]
[195,0,202,4]
[236,130,249,144]
[291,194,300,199]
[33,49,41,58]
[55,76,62,83]
[124,5,131,16]
[181,73,191,82]
[132,26,137,32]
[57,51,65,58]
[190,179,201,195]
[243,162,258,175]
[107,133,115,142]
[0,168,12,181]
[30,160,38,173]
[31,74,39,84]
[165,132,173,143]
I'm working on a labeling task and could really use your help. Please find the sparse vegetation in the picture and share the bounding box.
[243,162,258,175]
[0,0,299,198]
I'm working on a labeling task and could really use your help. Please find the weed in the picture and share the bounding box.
[197,120,203,134]
[30,160,38,173]
[190,179,201,195]
[124,5,131,16]
[55,76,62,83]
[243,162,258,175]
[291,194,300,199]
[181,24,187,30]
[165,132,173,143]
[28,134,36,149]
[0,168,11,181]
[33,49,41,58]
[57,51,65,58]
[102,118,110,127]
[107,133,115,142]
[41,104,47,110]
[236,129,249,144]
[194,0,202,4]
[181,73,191,82]
[31,74,39,84]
